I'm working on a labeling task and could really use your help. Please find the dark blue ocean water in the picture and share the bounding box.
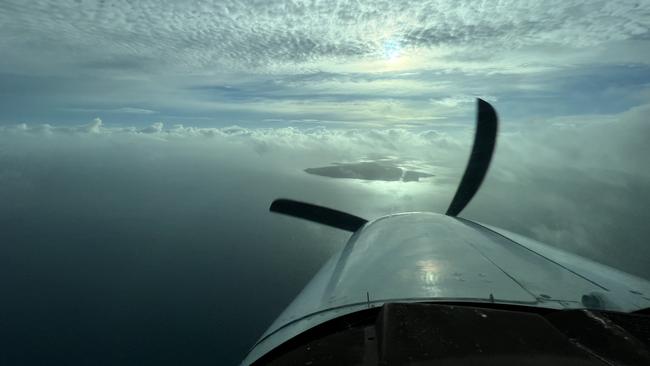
[0,141,353,365]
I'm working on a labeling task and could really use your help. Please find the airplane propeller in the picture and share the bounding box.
[269,199,368,232]
[445,99,498,216]
[269,98,499,231]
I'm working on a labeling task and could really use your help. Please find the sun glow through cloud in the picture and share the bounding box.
[383,39,402,61]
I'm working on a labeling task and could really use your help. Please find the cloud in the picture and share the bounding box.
[465,103,650,274]
[62,107,157,115]
[1,0,648,76]
[139,122,164,134]
[1,1,648,126]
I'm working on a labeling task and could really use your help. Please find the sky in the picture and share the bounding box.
[1,1,650,365]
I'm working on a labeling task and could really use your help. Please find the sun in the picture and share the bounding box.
[382,39,402,62]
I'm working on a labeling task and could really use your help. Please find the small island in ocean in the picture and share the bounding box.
[305,161,434,182]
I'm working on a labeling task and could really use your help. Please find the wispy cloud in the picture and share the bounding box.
[1,1,648,74]
[62,107,157,115]
[0,1,648,124]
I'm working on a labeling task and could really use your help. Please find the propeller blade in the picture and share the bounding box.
[270,199,368,232]
[445,98,498,217]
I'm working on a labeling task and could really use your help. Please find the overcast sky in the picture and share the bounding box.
[1,1,650,365]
